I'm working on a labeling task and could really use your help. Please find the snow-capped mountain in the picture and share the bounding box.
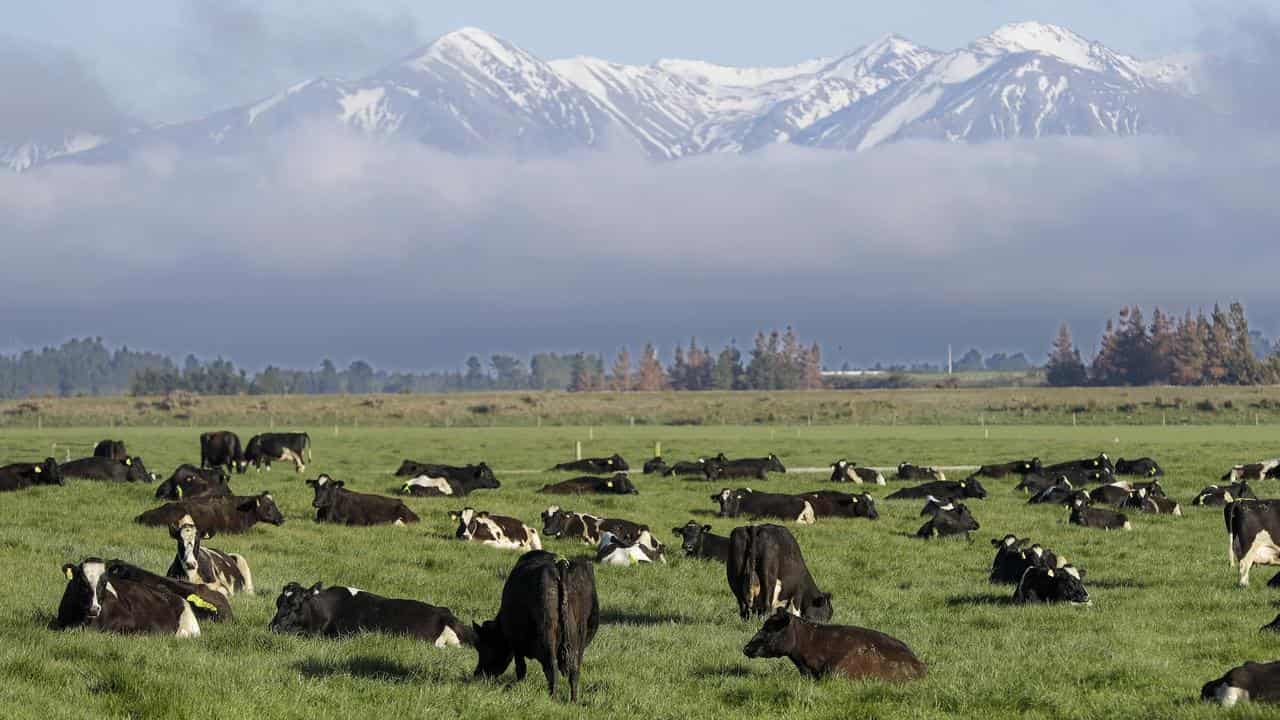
[2,132,109,172]
[11,22,1210,171]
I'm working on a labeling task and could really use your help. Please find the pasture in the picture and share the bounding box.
[2,423,1279,719]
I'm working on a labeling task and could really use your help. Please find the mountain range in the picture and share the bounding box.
[4,21,1206,171]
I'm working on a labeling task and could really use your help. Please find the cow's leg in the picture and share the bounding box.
[1238,531,1280,586]
[514,655,527,681]
[540,658,557,698]
[569,668,580,703]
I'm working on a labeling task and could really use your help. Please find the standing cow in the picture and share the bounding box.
[201,431,246,474]
[727,524,832,622]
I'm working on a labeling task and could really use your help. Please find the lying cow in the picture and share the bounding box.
[538,474,638,495]
[829,459,886,485]
[895,463,945,482]
[166,514,254,596]
[61,456,154,483]
[1028,479,1086,506]
[1016,473,1069,495]
[714,489,815,524]
[744,609,926,681]
[1114,457,1163,477]
[799,490,878,520]
[154,464,231,501]
[1123,487,1181,516]
[270,582,472,647]
[885,478,987,501]
[974,458,1041,479]
[93,439,127,461]
[55,557,199,637]
[135,492,285,533]
[1133,479,1166,497]
[1089,481,1134,507]
[105,560,232,623]
[450,508,541,551]
[0,457,62,491]
[1044,453,1113,475]
[541,506,646,546]
[705,453,787,481]
[550,454,628,474]
[1013,565,1090,604]
[916,503,979,539]
[1069,496,1131,531]
[642,457,669,475]
[728,524,832,621]
[989,535,1061,585]
[596,531,665,565]
[1226,499,1280,585]
[1201,661,1280,707]
[400,463,500,497]
[244,432,311,472]
[200,431,246,474]
[672,521,730,562]
[1193,482,1255,507]
[473,550,600,702]
[309,475,418,526]
[663,458,710,477]
[396,459,494,479]
[1224,460,1280,483]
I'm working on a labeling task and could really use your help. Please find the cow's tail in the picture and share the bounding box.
[555,558,575,678]
[1225,501,1240,566]
[738,528,761,617]
[304,434,313,463]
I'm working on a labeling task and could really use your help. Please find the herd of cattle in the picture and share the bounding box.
[7,432,1280,706]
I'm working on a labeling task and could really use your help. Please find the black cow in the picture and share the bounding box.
[309,475,419,526]
[55,558,200,637]
[1051,466,1114,486]
[829,459,886,485]
[1069,496,1131,531]
[200,431,246,474]
[0,457,62,491]
[1028,479,1085,506]
[1226,499,1280,586]
[1133,479,1166,497]
[399,463,499,497]
[714,489,815,524]
[1016,473,1070,495]
[1193,482,1255,507]
[989,535,1062,584]
[1044,454,1114,475]
[61,456,154,483]
[243,432,311,472]
[727,524,832,622]
[1114,457,1163,477]
[93,440,127,461]
[885,478,987,501]
[642,457,669,475]
[451,508,542,551]
[166,513,254,596]
[154,464,231,501]
[975,458,1041,478]
[705,454,787,481]
[473,550,600,702]
[672,521,730,562]
[663,458,710,477]
[550,454,628,474]
[1123,487,1182,516]
[895,463,945,482]
[916,503,979,539]
[1223,460,1280,483]
[135,492,285,533]
[105,560,232,623]
[538,474,638,495]
[271,582,472,647]
[1202,661,1280,707]
[1013,565,1090,604]
[1089,482,1134,507]
[540,506,646,546]
[798,490,878,520]
[744,609,927,681]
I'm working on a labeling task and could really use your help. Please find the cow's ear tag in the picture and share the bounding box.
[64,567,74,580]
[125,458,132,466]
[1047,569,1055,577]
[33,466,41,473]
[606,481,613,488]
[187,594,218,613]
[176,486,183,498]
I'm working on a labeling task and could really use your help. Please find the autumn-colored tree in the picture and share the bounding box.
[1148,307,1175,384]
[803,342,824,389]
[636,343,667,391]
[1205,304,1233,384]
[610,348,632,392]
[1091,318,1120,385]
[1046,322,1088,387]
[1169,310,1208,385]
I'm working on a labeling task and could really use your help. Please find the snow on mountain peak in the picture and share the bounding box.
[975,21,1107,70]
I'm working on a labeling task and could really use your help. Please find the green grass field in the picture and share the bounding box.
[3,423,1280,719]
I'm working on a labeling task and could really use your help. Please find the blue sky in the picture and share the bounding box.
[4,0,1267,122]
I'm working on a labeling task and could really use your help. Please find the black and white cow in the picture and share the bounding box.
[538,474,638,495]
[309,475,419,526]
[916,503,979,539]
[1069,496,1131,531]
[473,550,600,702]
[166,513,254,596]
[1028,479,1086,506]
[1044,454,1114,476]
[1194,482,1256,507]
[154,464,231,501]
[1201,661,1280,707]
[55,558,200,637]
[0,457,62,491]
[400,463,500,497]
[1123,487,1181,516]
[93,440,127,461]
[1016,473,1070,495]
[974,458,1041,479]
[1223,460,1280,483]
[61,456,155,483]
[200,431,246,474]
[243,432,311,472]
[450,508,541,551]
[798,490,878,520]
[895,463,945,482]
[135,492,285,533]
[540,506,646,546]
[395,459,494,480]
[1132,479,1166,497]
[105,560,233,623]
[1089,481,1134,507]
[1226,499,1280,586]
[989,535,1062,585]
[714,489,816,524]
[828,459,886,485]
[270,582,472,647]
[1114,457,1163,477]
[595,530,666,565]
[671,521,730,562]
[727,524,832,621]
[743,609,927,681]
[885,478,987,501]
[705,454,787,481]
[1013,565,1090,604]
[550,454,629,474]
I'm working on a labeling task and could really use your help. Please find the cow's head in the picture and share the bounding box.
[243,436,262,464]
[743,608,801,659]
[609,454,630,471]
[800,592,833,623]
[958,477,988,499]
[35,457,63,486]
[123,457,154,483]
[168,514,213,572]
[59,558,111,620]
[472,619,514,679]
[473,463,499,488]
[672,521,712,554]
[307,475,343,510]
[766,454,786,473]
[541,506,569,537]
[1047,566,1090,605]
[1026,458,1043,474]
[395,460,419,476]
[992,534,1030,551]
[449,508,477,539]
[602,474,638,494]
[269,582,321,633]
[828,460,850,483]
[643,457,669,475]
[712,488,740,516]
[240,492,285,525]
[856,493,879,520]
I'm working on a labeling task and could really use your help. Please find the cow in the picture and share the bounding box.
[828,459,886,485]
[1016,473,1070,495]
[798,490,878,520]
[550,454,628,474]
[663,458,710,477]
[243,432,311,472]
[714,489,815,525]
[974,458,1042,479]
[705,453,787,481]
[885,478,987,501]
[93,440,127,461]
[916,503,979,539]
[538,474,638,495]
[1123,487,1182,516]
[672,521,730,562]
[1114,457,1163,477]
[1194,482,1255,507]
[135,492,285,533]
[727,524,832,622]
[1224,460,1280,483]
[989,535,1062,585]
[1028,479,1086,506]
[61,456,154,483]
[0,457,62,491]
[1051,466,1115,486]
[270,582,472,647]
[450,508,541,551]
[399,463,500,497]
[540,506,646,546]
[200,431,246,474]
[920,496,955,517]
[55,558,200,637]
[166,514,254,596]
[1069,496,1131,531]
[743,609,926,682]
[105,560,232,623]
[472,550,600,702]
[642,457,669,475]
[308,475,418,526]
[1226,499,1280,586]
[895,463,945,482]
[1089,482,1135,507]
[154,464,231,501]
[1201,661,1280,707]
[596,531,666,565]
[1044,454,1114,475]
[1133,479,1166,497]
[1013,565,1090,604]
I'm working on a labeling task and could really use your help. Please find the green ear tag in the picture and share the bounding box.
[186,594,218,613]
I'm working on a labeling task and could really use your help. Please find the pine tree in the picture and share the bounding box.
[1046,323,1088,387]
[636,344,667,391]
[1112,305,1153,385]
[803,342,824,389]
[712,345,743,390]
[1206,304,1233,383]
[1227,302,1265,384]
[610,348,632,392]
[1148,307,1175,384]
[1091,319,1120,385]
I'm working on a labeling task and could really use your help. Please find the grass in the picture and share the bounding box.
[2,422,1280,718]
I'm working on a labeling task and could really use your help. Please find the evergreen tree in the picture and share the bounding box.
[610,348,632,392]
[712,345,743,390]
[636,344,666,391]
[1148,307,1176,384]
[1046,323,1088,387]
[1205,304,1233,383]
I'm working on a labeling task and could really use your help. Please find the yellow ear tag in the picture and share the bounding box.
[606,481,613,488]
[1047,569,1055,577]
[125,458,132,466]
[186,594,218,613]
[33,466,41,473]
[64,567,73,580]
[176,486,183,498]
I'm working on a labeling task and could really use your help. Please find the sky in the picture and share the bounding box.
[2,2,1280,373]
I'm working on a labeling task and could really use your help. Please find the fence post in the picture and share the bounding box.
[589,426,594,441]
[575,441,582,460]
[1072,413,1077,427]
[654,441,661,458]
